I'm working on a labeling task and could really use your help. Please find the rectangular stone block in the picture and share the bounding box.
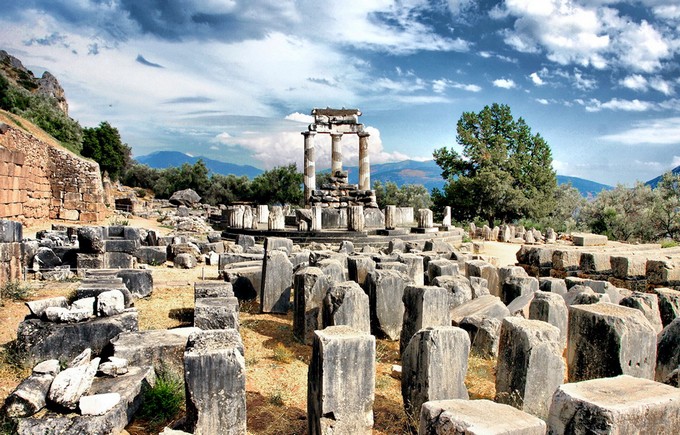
[400,285,451,355]
[308,326,375,435]
[194,281,234,299]
[548,375,680,435]
[194,297,239,330]
[293,267,328,345]
[104,239,140,254]
[420,399,546,435]
[572,233,608,246]
[260,250,293,314]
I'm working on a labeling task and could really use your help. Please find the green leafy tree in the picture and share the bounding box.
[433,103,557,226]
[581,182,656,242]
[651,172,680,240]
[374,180,432,210]
[251,164,303,206]
[81,121,131,180]
[203,173,253,205]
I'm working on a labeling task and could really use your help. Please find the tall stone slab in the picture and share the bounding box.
[308,326,375,435]
[466,260,500,297]
[655,287,680,327]
[293,267,329,345]
[267,205,285,231]
[568,303,657,382]
[348,205,365,232]
[347,255,376,289]
[656,318,680,385]
[401,326,470,418]
[323,281,370,334]
[260,249,293,314]
[384,205,397,230]
[184,329,246,435]
[495,317,565,420]
[619,291,663,333]
[365,269,406,340]
[548,375,680,435]
[529,291,569,349]
[399,285,451,355]
[398,253,425,286]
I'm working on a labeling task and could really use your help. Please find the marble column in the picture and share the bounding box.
[358,132,370,191]
[303,131,317,206]
[331,133,343,175]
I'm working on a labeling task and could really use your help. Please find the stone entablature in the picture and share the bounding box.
[303,108,377,208]
[0,123,107,224]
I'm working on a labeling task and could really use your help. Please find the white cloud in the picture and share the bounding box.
[529,72,544,86]
[493,78,516,89]
[536,98,549,105]
[285,112,314,123]
[653,5,680,20]
[585,98,654,112]
[432,78,481,94]
[616,20,671,73]
[599,117,680,145]
[620,74,648,91]
[650,77,674,96]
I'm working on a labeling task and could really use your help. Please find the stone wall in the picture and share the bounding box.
[0,124,107,224]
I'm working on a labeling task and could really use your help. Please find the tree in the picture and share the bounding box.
[250,164,303,206]
[651,172,680,240]
[433,103,557,226]
[374,180,432,210]
[81,121,131,180]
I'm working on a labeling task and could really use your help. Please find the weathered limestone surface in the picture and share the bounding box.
[112,327,200,372]
[17,310,138,364]
[48,353,100,410]
[501,276,539,306]
[17,366,155,435]
[308,326,375,435]
[458,316,501,358]
[399,285,450,354]
[572,233,608,246]
[347,255,376,288]
[323,281,370,334]
[656,318,680,384]
[420,399,547,435]
[4,372,54,417]
[184,329,246,435]
[619,291,663,333]
[466,260,500,297]
[365,269,406,340]
[194,281,234,299]
[194,297,240,330]
[450,295,509,325]
[293,267,329,345]
[260,249,293,313]
[398,253,424,286]
[548,375,680,435]
[568,303,657,382]
[401,327,470,417]
[432,275,472,310]
[495,317,565,420]
[529,291,569,349]
[655,287,680,327]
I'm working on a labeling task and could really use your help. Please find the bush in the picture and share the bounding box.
[137,366,185,428]
[1,281,30,302]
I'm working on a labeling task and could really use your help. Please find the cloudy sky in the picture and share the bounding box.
[1,0,679,185]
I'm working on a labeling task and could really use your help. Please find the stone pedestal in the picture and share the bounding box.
[548,375,680,434]
[184,329,246,435]
[308,326,375,435]
[257,205,269,224]
[384,205,396,230]
[568,303,657,382]
[418,209,434,229]
[401,326,470,418]
[268,206,285,231]
[400,285,451,355]
[348,206,365,232]
[495,317,565,419]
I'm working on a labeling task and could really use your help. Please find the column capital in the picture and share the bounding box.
[330,132,343,138]
[358,131,370,138]
[302,130,317,137]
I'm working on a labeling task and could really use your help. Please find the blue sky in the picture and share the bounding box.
[1,0,679,185]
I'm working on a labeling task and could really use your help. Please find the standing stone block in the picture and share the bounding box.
[655,287,680,327]
[264,236,293,255]
[348,205,365,232]
[184,329,246,435]
[442,206,451,227]
[427,259,459,284]
[496,318,565,420]
[539,277,568,296]
[418,209,434,228]
[399,253,425,286]
[347,255,376,288]
[268,205,285,230]
[458,316,502,358]
[548,375,680,435]
[420,399,546,435]
[466,260,500,297]
[501,276,539,306]
[529,291,569,349]
[308,326,375,435]
[450,294,509,324]
[401,327,470,418]
[194,297,240,330]
[293,267,329,345]
[257,205,269,224]
[568,303,657,382]
[384,205,397,230]
[365,269,406,340]
[620,291,663,333]
[116,269,153,298]
[656,318,680,384]
[400,285,451,355]
[432,275,472,309]
[194,281,234,299]
[323,281,370,334]
[572,233,608,246]
[260,249,293,314]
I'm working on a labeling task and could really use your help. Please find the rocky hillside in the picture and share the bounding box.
[0,50,68,115]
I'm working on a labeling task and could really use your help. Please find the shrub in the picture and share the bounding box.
[272,343,294,364]
[137,366,185,428]
[1,280,30,302]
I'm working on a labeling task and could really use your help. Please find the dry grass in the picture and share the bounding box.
[465,354,497,400]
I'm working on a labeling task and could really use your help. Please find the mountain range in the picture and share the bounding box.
[135,150,645,197]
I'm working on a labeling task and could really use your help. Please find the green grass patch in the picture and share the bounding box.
[137,366,185,430]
